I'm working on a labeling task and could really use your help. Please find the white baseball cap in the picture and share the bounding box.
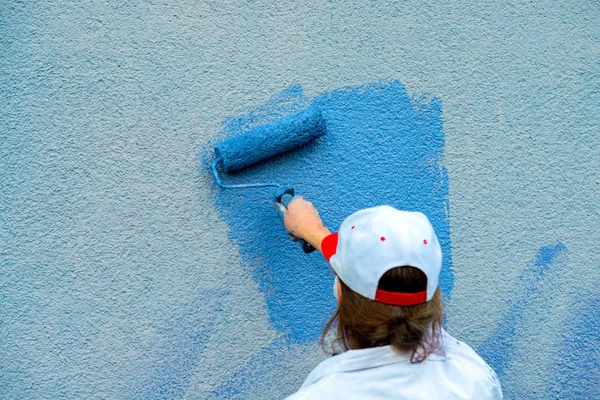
[321,206,442,306]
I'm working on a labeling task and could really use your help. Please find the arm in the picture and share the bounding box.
[275,197,331,254]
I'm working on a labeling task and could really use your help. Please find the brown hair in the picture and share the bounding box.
[321,266,444,363]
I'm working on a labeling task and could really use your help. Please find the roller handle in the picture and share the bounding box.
[274,187,316,254]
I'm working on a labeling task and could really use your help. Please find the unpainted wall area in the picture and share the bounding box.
[1,1,598,399]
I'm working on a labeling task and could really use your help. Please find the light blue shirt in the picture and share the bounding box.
[287,330,502,399]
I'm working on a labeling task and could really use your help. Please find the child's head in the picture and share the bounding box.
[323,266,443,362]
[321,206,444,362]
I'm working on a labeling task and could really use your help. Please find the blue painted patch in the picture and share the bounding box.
[132,290,229,399]
[210,81,452,342]
[548,295,600,399]
[478,242,567,378]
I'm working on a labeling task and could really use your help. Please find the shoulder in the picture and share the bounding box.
[441,331,503,398]
[285,375,338,400]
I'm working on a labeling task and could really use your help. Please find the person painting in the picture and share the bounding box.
[275,198,503,399]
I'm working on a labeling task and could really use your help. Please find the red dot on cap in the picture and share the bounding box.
[381,237,386,241]
[351,226,355,230]
[423,239,428,245]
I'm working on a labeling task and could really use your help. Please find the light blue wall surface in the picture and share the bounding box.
[1,1,598,398]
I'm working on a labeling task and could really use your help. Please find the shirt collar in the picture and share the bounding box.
[302,330,454,389]
[302,345,446,387]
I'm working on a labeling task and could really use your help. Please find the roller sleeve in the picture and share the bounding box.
[215,105,326,172]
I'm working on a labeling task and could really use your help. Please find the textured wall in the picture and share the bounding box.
[1,1,598,399]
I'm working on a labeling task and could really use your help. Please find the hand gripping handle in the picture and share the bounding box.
[274,187,316,254]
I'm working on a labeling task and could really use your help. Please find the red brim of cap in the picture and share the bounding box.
[322,232,339,262]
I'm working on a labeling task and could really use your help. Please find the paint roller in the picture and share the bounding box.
[210,105,327,253]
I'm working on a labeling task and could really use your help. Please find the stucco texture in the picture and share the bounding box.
[1,1,598,399]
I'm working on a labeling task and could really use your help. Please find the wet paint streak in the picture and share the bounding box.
[208,338,303,400]
[548,295,600,399]
[211,81,452,343]
[132,290,229,399]
[477,242,567,379]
